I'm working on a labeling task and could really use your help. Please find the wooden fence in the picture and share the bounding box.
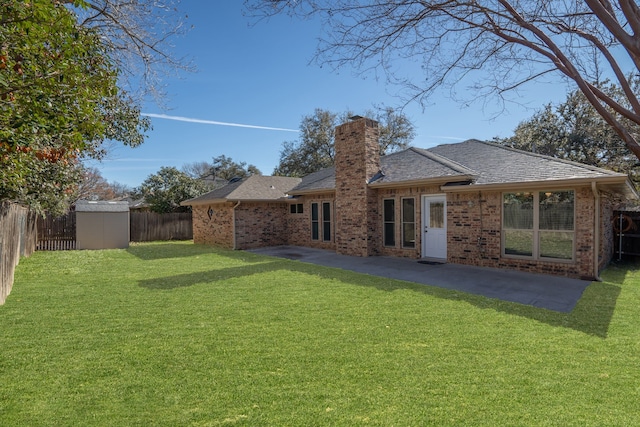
[614,210,640,260]
[1,201,37,304]
[37,211,76,251]
[130,212,193,242]
[35,210,193,250]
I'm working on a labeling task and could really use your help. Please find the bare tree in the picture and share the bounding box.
[246,0,640,160]
[74,0,193,101]
[74,167,117,202]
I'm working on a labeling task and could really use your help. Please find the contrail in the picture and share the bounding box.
[142,113,299,132]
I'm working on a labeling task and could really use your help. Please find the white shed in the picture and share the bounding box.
[75,200,130,250]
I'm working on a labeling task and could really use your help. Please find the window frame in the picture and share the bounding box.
[502,190,575,262]
[401,197,416,249]
[383,198,396,247]
[311,202,319,241]
[322,202,332,242]
[290,203,304,214]
[310,201,332,242]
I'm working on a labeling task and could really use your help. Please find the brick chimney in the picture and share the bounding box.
[334,116,381,256]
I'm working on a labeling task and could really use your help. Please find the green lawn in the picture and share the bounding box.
[1,241,639,426]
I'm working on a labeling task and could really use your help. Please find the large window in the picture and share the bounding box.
[503,190,574,260]
[402,198,416,248]
[383,199,395,247]
[311,202,332,242]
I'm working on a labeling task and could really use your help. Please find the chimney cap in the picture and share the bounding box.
[349,115,364,121]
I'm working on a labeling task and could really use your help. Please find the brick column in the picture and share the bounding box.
[334,117,381,256]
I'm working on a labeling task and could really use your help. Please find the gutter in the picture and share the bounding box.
[592,182,602,282]
[439,175,629,193]
[369,175,476,189]
[232,201,241,250]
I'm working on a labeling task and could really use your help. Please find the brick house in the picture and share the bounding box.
[182,116,637,279]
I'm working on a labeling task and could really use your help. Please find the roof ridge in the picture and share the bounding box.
[477,140,624,176]
[408,147,477,176]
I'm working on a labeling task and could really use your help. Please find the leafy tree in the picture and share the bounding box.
[0,0,189,215]
[136,167,209,213]
[247,0,640,161]
[209,155,262,181]
[183,157,261,182]
[182,157,262,192]
[0,0,149,214]
[496,82,640,188]
[273,107,415,177]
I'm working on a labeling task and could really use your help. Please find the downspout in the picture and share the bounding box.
[591,182,602,281]
[232,201,241,250]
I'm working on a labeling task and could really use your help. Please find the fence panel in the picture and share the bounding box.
[1,201,37,304]
[130,212,193,242]
[37,212,76,251]
[614,210,640,260]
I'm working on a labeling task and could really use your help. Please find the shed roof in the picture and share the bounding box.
[181,175,302,206]
[75,200,130,213]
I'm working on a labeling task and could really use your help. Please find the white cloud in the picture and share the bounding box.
[142,113,299,132]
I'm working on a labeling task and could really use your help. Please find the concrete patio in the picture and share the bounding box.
[248,245,592,313]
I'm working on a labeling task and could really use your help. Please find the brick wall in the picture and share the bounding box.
[192,203,234,248]
[235,202,289,250]
[334,117,381,256]
[447,191,501,267]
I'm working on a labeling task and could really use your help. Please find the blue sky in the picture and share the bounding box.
[90,3,568,188]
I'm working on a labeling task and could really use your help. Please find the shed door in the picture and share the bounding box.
[422,195,447,259]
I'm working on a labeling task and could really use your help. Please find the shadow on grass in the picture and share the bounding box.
[126,242,264,263]
[138,261,282,290]
[137,248,623,338]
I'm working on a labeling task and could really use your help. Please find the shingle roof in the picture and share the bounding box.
[181,175,302,205]
[291,167,336,193]
[186,141,633,201]
[291,148,475,193]
[370,147,476,185]
[291,139,630,195]
[428,140,625,185]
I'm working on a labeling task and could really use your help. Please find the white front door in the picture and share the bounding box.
[422,195,447,259]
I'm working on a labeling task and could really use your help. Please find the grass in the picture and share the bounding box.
[1,241,639,426]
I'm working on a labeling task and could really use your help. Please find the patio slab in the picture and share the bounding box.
[247,245,592,312]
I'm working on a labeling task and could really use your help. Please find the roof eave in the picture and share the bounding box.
[440,175,635,196]
[182,196,292,206]
[369,175,476,189]
[289,188,336,196]
[180,198,227,206]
